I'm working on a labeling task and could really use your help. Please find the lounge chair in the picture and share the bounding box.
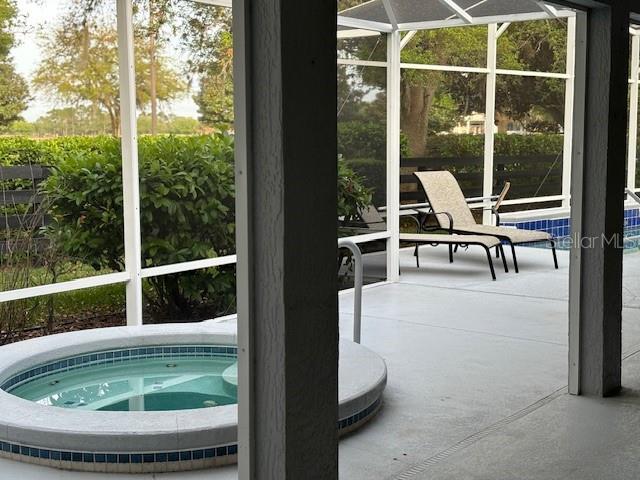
[414,171,558,273]
[356,206,508,280]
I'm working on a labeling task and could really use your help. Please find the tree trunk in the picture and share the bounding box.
[401,83,436,157]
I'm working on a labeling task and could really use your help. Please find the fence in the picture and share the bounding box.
[400,155,563,205]
[0,165,51,254]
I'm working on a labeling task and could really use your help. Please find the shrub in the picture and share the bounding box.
[39,134,369,320]
[424,133,563,158]
[338,121,409,159]
[42,134,236,320]
[338,160,373,220]
[343,158,385,208]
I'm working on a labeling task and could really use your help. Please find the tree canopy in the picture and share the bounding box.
[32,15,186,135]
[0,0,29,126]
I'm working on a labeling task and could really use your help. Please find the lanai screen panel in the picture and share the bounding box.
[340,0,559,29]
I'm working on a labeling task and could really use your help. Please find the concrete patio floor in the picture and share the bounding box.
[2,245,640,479]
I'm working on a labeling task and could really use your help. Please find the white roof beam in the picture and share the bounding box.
[337,15,393,33]
[381,0,399,29]
[338,29,381,39]
[400,30,417,50]
[397,9,575,31]
[191,0,231,7]
[496,22,511,38]
[438,0,473,24]
[536,1,560,18]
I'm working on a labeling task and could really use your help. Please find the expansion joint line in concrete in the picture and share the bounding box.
[390,385,567,479]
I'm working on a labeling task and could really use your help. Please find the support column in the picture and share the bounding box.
[234,0,339,477]
[628,33,639,192]
[483,24,497,225]
[116,0,143,326]
[387,30,401,282]
[568,4,629,397]
[561,15,577,208]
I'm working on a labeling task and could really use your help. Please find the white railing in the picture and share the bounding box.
[338,239,363,344]
[627,188,640,206]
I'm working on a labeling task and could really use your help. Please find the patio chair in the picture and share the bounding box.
[414,170,558,273]
[357,206,508,280]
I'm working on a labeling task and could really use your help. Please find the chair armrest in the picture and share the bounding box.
[492,182,510,226]
[419,210,454,234]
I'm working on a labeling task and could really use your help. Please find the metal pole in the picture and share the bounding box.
[562,15,577,208]
[628,33,640,192]
[386,30,401,282]
[116,0,143,326]
[483,24,498,225]
[338,239,363,344]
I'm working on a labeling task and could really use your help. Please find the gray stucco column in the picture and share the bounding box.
[233,0,339,478]
[569,1,630,396]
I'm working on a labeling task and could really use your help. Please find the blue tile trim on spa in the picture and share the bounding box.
[0,398,380,465]
[0,344,238,392]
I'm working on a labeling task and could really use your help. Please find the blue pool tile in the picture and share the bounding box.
[216,446,228,457]
[39,449,50,459]
[168,452,179,462]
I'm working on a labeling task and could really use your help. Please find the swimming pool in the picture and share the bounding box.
[501,207,640,252]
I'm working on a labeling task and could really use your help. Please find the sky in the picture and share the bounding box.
[13,0,200,122]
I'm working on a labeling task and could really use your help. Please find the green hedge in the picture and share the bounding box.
[42,134,237,319]
[0,134,370,321]
[338,121,409,160]
[0,136,114,166]
[425,133,564,158]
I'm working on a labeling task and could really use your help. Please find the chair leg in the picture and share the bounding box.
[415,244,420,268]
[498,245,509,273]
[496,245,500,258]
[550,239,558,269]
[485,247,497,281]
[509,241,519,273]
[454,244,459,253]
[449,244,453,263]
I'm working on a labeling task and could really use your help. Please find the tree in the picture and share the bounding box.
[181,4,234,129]
[33,16,186,135]
[0,0,29,126]
[337,3,568,156]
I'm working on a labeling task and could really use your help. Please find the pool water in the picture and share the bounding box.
[10,356,238,412]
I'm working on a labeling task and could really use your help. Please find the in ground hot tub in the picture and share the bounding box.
[0,320,386,473]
